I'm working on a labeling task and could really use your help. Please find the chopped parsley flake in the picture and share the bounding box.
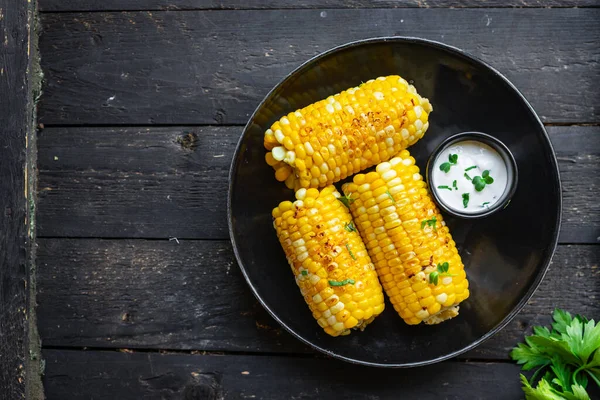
[329,279,356,286]
[344,221,357,232]
[462,193,470,208]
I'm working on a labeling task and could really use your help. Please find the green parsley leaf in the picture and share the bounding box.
[511,342,551,371]
[437,262,450,273]
[386,190,396,204]
[481,202,491,207]
[437,185,452,191]
[511,309,600,400]
[344,221,357,232]
[428,271,439,285]
[452,180,458,190]
[440,162,452,173]
[472,176,487,192]
[464,172,472,181]
[421,217,437,231]
[301,270,308,276]
[439,154,458,173]
[520,376,570,400]
[465,165,477,171]
[566,318,600,363]
[428,262,455,286]
[345,243,356,260]
[550,356,572,390]
[338,193,355,208]
[482,170,494,184]
[569,384,592,400]
[329,279,355,286]
[553,309,574,336]
[462,193,470,208]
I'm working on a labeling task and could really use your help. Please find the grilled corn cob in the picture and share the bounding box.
[341,150,469,325]
[272,186,385,336]
[264,75,433,190]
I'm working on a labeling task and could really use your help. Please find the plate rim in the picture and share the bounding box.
[227,36,562,368]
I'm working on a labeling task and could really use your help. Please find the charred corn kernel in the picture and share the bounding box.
[264,76,433,190]
[272,186,385,337]
[342,150,469,325]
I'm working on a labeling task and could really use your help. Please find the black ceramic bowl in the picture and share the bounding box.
[228,37,561,367]
[426,132,519,219]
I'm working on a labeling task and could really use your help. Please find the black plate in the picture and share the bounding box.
[228,37,561,367]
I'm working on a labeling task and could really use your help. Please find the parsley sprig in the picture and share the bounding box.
[344,221,357,232]
[420,216,437,231]
[428,262,456,285]
[338,193,355,208]
[439,154,458,173]
[472,170,494,192]
[511,309,600,399]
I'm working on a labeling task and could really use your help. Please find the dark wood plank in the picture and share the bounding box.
[38,8,600,125]
[37,126,600,243]
[39,0,600,12]
[43,349,525,400]
[36,239,600,360]
[0,1,40,398]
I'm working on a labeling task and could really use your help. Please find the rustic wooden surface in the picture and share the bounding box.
[38,0,600,12]
[38,9,599,125]
[35,1,599,399]
[0,0,40,398]
[36,125,599,242]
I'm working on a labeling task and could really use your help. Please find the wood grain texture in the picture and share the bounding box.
[43,350,525,400]
[0,1,36,398]
[36,239,600,359]
[36,126,600,243]
[37,8,600,125]
[38,0,600,12]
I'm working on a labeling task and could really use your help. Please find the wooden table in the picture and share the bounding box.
[17,0,600,398]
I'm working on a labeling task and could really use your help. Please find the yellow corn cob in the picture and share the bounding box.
[272,186,385,336]
[341,150,469,325]
[264,75,433,190]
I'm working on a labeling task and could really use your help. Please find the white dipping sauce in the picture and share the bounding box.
[432,140,508,213]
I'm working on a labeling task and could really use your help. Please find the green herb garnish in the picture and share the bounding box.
[439,153,458,173]
[386,190,396,204]
[420,216,437,231]
[338,193,355,208]
[481,202,491,207]
[301,270,308,276]
[473,176,487,192]
[510,309,600,399]
[472,170,494,192]
[465,165,477,172]
[452,180,458,190]
[344,221,357,232]
[329,279,356,287]
[437,185,452,191]
[464,172,472,181]
[462,193,470,208]
[428,262,457,285]
[345,243,356,260]
[482,170,494,184]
